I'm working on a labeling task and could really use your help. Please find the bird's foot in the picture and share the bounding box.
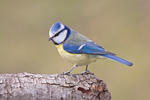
[61,64,77,75]
[81,70,94,75]
[62,71,72,75]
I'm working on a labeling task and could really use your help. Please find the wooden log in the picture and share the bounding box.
[0,72,111,100]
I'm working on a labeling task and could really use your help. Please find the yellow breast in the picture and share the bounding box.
[55,44,97,66]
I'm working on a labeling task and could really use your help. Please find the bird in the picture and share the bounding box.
[48,22,133,74]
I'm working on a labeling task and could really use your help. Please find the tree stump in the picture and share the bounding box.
[0,72,111,100]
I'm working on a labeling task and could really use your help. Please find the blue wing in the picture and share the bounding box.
[63,42,133,66]
[63,42,112,54]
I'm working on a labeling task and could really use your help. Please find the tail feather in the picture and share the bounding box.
[101,54,133,66]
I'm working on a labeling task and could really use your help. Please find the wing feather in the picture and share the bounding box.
[63,42,114,55]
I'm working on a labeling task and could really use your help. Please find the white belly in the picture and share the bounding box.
[56,44,97,66]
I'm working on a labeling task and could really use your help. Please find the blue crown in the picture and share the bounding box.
[50,22,62,34]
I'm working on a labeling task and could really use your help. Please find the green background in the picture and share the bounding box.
[0,0,149,100]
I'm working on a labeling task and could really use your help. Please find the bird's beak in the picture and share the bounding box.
[48,37,53,41]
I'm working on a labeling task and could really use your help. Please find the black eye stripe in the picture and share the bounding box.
[49,27,66,41]
[54,32,59,37]
[52,28,67,39]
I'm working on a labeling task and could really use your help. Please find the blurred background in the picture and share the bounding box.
[0,0,150,99]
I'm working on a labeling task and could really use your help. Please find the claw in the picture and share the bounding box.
[81,70,94,75]
[81,65,94,75]
[62,64,78,75]
[62,71,71,75]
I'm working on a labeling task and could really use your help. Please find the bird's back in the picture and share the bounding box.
[64,30,91,45]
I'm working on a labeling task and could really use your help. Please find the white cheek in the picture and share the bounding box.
[53,30,67,44]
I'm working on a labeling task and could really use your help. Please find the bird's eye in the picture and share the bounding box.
[54,33,59,37]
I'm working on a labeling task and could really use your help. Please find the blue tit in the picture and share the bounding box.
[48,22,133,74]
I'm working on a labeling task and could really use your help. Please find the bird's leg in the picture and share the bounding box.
[82,65,89,74]
[81,65,94,75]
[63,64,78,75]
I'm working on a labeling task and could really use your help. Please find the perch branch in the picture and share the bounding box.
[0,72,111,100]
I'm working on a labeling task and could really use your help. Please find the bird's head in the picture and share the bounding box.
[49,22,71,45]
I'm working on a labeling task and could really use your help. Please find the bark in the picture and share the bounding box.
[0,72,111,100]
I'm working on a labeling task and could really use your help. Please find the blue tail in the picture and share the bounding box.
[101,54,133,66]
